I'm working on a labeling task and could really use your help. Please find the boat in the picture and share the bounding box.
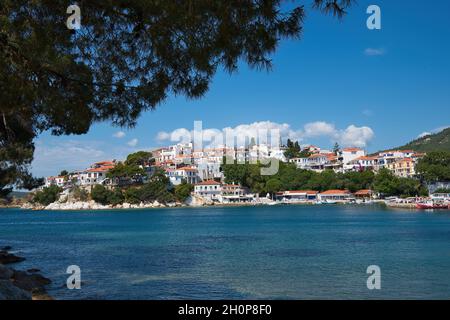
[416,200,449,210]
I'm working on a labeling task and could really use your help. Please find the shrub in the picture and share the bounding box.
[108,188,124,206]
[174,182,194,202]
[72,186,89,201]
[124,187,141,204]
[90,185,111,205]
[33,185,62,205]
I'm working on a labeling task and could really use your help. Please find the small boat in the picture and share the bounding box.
[416,200,449,210]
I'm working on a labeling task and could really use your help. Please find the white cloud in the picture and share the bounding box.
[337,125,375,148]
[156,121,375,149]
[113,131,126,138]
[418,132,431,139]
[303,122,336,137]
[32,140,106,177]
[418,125,449,138]
[364,48,386,56]
[127,138,138,147]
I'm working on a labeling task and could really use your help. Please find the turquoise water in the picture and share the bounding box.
[1,205,450,299]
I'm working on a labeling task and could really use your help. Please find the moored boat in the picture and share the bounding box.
[416,200,448,210]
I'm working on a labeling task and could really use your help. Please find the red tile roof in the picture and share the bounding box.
[195,180,221,186]
[320,189,351,195]
[343,148,362,152]
[355,189,373,196]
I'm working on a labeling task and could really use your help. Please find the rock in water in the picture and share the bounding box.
[0,280,32,300]
[11,270,51,292]
[0,250,26,265]
[0,265,14,280]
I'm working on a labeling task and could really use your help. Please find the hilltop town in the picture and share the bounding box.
[31,139,450,210]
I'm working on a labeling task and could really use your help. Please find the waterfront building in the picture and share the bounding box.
[221,184,254,203]
[193,180,222,201]
[354,189,374,200]
[275,190,318,202]
[318,190,354,202]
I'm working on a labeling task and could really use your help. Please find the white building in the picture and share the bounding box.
[347,156,377,172]
[166,166,199,185]
[44,176,66,188]
[78,161,116,186]
[340,148,366,171]
[194,180,222,201]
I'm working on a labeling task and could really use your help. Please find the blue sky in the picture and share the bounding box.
[32,0,450,177]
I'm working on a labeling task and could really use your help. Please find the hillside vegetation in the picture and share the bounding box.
[393,128,450,152]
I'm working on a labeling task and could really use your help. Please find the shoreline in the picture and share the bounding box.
[5,199,392,212]
[0,247,53,300]
[2,200,448,212]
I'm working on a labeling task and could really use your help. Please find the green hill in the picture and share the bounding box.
[387,127,450,153]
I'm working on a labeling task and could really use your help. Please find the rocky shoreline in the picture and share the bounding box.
[0,246,53,300]
[20,199,187,211]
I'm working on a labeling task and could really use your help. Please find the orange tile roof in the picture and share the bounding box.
[177,166,197,171]
[343,148,362,152]
[86,165,114,173]
[195,180,221,186]
[309,154,326,158]
[355,189,373,196]
[354,156,377,161]
[320,189,351,195]
[94,161,115,166]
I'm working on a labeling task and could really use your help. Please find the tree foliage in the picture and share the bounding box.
[174,181,194,202]
[0,0,354,196]
[222,161,376,195]
[90,184,124,205]
[372,168,428,198]
[415,151,450,183]
[125,151,153,167]
[284,139,302,159]
[106,162,146,180]
[33,185,62,205]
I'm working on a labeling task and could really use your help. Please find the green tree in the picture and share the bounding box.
[90,185,111,205]
[125,151,154,167]
[33,185,62,205]
[416,151,450,183]
[333,142,340,155]
[0,0,354,196]
[139,169,174,203]
[174,181,194,202]
[107,188,125,206]
[372,169,399,197]
[106,162,146,180]
[124,187,141,204]
[284,139,302,159]
[265,178,282,195]
[59,170,69,177]
[72,185,89,202]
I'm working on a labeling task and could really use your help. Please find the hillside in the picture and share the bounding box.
[384,127,450,153]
